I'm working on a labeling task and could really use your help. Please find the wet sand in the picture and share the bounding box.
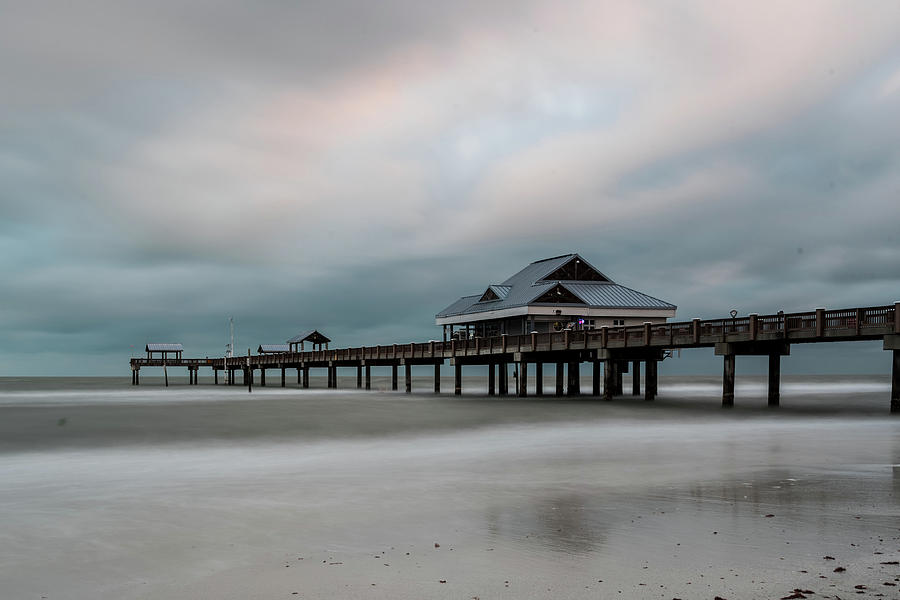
[1,376,898,599]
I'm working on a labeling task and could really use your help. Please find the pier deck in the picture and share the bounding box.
[130,303,900,411]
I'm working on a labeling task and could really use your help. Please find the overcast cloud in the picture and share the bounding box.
[2,0,899,375]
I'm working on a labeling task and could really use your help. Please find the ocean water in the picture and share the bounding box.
[1,375,899,599]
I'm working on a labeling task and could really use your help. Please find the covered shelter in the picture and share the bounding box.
[258,344,290,354]
[145,343,183,360]
[435,253,677,340]
[287,330,330,352]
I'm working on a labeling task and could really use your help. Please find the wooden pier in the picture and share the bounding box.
[130,303,900,412]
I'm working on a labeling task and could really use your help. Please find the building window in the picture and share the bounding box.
[613,319,625,326]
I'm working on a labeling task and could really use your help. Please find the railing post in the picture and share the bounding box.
[815,307,825,337]
[501,334,508,353]
[531,332,537,352]
[601,326,608,348]
[692,318,700,344]
[643,322,651,346]
[429,340,435,357]
[564,330,570,350]
[749,314,758,340]
[392,344,398,359]
[451,339,457,357]
[410,342,415,358]
[856,308,863,336]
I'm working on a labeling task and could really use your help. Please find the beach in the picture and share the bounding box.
[1,376,899,599]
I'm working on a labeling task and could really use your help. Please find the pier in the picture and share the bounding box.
[130,303,900,412]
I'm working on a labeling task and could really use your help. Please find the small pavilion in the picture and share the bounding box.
[145,343,183,360]
[436,253,677,340]
[287,330,330,352]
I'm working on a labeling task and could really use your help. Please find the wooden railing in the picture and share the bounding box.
[130,303,900,369]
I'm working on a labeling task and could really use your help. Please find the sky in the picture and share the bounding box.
[1,0,899,376]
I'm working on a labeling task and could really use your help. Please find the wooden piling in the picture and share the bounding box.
[357,365,362,389]
[434,363,440,394]
[722,354,735,407]
[603,361,613,401]
[488,363,495,395]
[365,364,371,390]
[499,362,508,395]
[555,362,564,396]
[644,360,657,401]
[454,363,462,395]
[281,367,285,387]
[535,362,543,396]
[302,366,310,389]
[632,360,641,396]
[391,364,398,391]
[517,361,528,397]
[214,369,218,385]
[592,360,601,396]
[768,353,780,407]
[891,349,899,414]
[260,369,266,387]
[405,363,412,394]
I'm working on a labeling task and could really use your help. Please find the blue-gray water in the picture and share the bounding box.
[1,376,899,599]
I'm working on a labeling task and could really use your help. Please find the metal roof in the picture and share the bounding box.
[146,343,183,352]
[258,344,290,353]
[286,330,331,344]
[436,253,676,318]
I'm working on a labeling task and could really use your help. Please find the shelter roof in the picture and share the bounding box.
[286,330,331,344]
[436,253,676,318]
[146,343,183,352]
[258,344,290,353]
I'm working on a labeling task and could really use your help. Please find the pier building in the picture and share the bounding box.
[435,253,676,340]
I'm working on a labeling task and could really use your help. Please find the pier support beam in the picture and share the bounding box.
[722,354,735,407]
[592,360,601,396]
[517,361,528,397]
[391,364,398,391]
[645,360,657,401]
[298,368,302,386]
[260,369,266,387]
[405,363,412,394]
[632,360,641,396]
[302,366,309,389]
[535,362,543,396]
[567,361,580,396]
[603,361,613,401]
[767,353,780,407]
[892,350,900,414]
[281,367,285,388]
[886,337,900,413]
[499,362,508,396]
[614,361,623,396]
[214,369,217,385]
[488,363,495,395]
[357,365,363,389]
[556,362,564,396]
[434,363,440,394]
[365,365,371,390]
[454,363,462,395]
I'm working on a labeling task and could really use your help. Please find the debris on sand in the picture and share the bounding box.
[834,567,846,573]
[824,556,836,560]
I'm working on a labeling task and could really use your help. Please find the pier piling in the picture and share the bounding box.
[434,363,440,393]
[632,360,641,396]
[722,354,735,407]
[391,364,398,391]
[535,362,543,396]
[405,363,412,394]
[556,362,564,396]
[768,353,780,406]
[454,363,462,395]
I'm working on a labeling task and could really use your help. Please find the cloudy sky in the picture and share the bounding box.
[2,0,900,375]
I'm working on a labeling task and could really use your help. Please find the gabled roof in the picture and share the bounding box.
[286,330,331,344]
[258,344,290,353]
[436,253,676,318]
[146,343,183,352]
